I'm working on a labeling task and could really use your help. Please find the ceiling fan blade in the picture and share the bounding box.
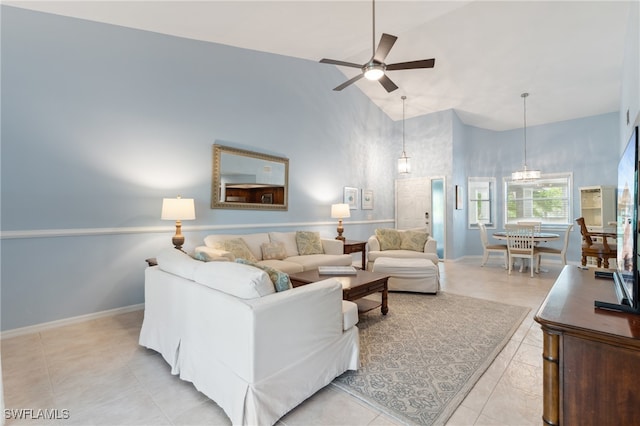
[386,58,435,71]
[378,74,398,93]
[320,58,363,69]
[334,73,365,91]
[373,33,398,63]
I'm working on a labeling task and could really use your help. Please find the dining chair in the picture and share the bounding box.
[505,223,539,277]
[478,222,508,269]
[537,224,573,269]
[517,221,542,233]
[576,217,617,268]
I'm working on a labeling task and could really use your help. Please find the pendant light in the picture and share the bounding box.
[512,92,540,181]
[398,95,411,174]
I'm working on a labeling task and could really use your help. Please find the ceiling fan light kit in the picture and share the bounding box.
[319,0,435,92]
[512,92,541,182]
[364,63,385,81]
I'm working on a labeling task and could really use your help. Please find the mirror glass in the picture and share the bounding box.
[211,144,288,210]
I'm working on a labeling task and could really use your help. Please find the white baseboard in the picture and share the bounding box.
[1,303,145,339]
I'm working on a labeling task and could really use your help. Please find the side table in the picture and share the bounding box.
[343,240,367,270]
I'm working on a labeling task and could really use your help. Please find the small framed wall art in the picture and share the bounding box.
[362,189,374,210]
[344,186,359,209]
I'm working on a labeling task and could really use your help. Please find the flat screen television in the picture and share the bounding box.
[598,126,640,313]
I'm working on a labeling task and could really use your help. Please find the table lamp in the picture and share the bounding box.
[161,196,196,251]
[331,203,351,241]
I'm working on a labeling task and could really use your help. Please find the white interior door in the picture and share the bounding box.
[395,177,432,233]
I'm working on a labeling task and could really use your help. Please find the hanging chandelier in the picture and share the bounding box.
[398,95,411,174]
[512,92,540,181]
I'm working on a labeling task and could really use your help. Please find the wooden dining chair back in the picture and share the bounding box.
[576,217,617,268]
[505,223,539,277]
[478,222,507,269]
[537,224,573,268]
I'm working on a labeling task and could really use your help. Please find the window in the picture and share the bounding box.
[504,173,572,229]
[468,177,496,228]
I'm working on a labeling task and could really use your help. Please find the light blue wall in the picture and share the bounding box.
[0,7,397,330]
[1,5,636,331]
[460,113,620,263]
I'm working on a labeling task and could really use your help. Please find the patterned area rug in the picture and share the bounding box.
[331,292,529,425]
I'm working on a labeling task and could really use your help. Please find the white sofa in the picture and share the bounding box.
[367,228,439,271]
[195,231,353,274]
[139,248,360,426]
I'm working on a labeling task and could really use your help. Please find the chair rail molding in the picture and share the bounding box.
[0,219,394,240]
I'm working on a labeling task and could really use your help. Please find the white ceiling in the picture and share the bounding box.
[6,0,633,130]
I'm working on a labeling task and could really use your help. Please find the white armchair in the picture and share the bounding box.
[366,228,438,271]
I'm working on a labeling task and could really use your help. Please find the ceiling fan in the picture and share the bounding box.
[319,0,435,93]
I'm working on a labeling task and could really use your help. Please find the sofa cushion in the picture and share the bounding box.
[261,242,287,260]
[156,248,201,280]
[213,238,258,262]
[236,258,292,292]
[193,261,275,299]
[400,230,429,252]
[268,232,299,257]
[257,259,304,274]
[342,301,359,331]
[296,231,324,255]
[375,228,402,250]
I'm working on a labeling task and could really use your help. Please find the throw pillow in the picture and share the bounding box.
[268,232,299,257]
[193,251,232,262]
[400,230,429,252]
[213,238,258,262]
[261,242,287,260]
[296,231,324,255]
[375,228,402,250]
[235,259,292,292]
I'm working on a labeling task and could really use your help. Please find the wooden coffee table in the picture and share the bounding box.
[289,269,389,315]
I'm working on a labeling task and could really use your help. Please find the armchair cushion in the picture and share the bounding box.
[375,228,402,250]
[296,231,324,255]
[400,230,429,252]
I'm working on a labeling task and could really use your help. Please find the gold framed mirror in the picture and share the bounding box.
[211,144,289,210]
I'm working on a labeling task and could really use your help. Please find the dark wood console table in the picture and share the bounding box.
[535,266,640,426]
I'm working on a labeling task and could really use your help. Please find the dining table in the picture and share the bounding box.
[492,231,560,242]
[492,231,561,273]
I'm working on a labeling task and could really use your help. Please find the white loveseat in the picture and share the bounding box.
[195,231,353,274]
[366,228,439,271]
[139,248,360,426]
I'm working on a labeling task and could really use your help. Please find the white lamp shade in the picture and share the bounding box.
[331,203,351,219]
[161,197,195,220]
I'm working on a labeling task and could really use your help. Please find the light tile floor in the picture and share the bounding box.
[2,257,562,425]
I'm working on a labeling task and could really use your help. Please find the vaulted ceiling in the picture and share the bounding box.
[7,1,633,130]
